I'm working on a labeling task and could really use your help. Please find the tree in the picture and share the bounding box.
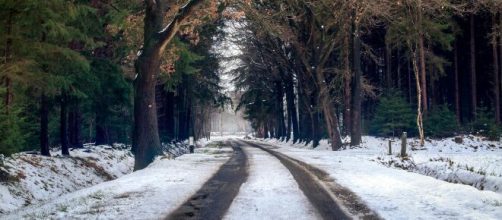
[386,0,458,145]
[132,0,204,170]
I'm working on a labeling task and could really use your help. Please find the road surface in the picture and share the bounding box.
[167,139,379,220]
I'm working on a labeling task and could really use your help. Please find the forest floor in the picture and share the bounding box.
[1,135,501,219]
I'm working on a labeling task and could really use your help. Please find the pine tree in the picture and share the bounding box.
[370,90,416,137]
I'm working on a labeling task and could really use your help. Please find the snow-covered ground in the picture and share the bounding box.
[258,136,502,219]
[224,146,320,220]
[0,145,133,214]
[1,141,232,219]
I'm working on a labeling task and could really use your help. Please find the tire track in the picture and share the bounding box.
[239,140,380,220]
[166,140,248,220]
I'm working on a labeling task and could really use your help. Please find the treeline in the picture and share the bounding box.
[235,0,502,149]
[0,0,226,157]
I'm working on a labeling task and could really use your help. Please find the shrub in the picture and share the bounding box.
[424,105,459,138]
[470,106,501,141]
[370,90,415,137]
[0,104,26,156]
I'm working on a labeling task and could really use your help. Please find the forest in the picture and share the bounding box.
[1,0,502,170]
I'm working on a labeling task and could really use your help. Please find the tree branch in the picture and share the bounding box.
[156,0,204,54]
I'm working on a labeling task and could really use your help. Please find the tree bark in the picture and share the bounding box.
[315,68,343,150]
[493,14,500,125]
[418,34,428,114]
[3,10,14,114]
[397,48,402,89]
[60,92,69,156]
[343,32,352,136]
[386,42,392,88]
[284,72,299,142]
[40,94,50,156]
[133,0,203,170]
[68,102,83,148]
[418,1,428,113]
[454,41,461,124]
[95,114,109,145]
[470,14,477,120]
[500,16,502,125]
[351,25,362,146]
[275,81,286,139]
[411,46,425,146]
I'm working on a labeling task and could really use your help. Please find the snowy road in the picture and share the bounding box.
[168,139,377,220]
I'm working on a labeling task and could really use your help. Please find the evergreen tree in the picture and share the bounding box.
[370,90,416,137]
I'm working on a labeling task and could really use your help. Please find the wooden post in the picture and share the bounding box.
[388,140,392,155]
[401,132,407,157]
[189,136,195,153]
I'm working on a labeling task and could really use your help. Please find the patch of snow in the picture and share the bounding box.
[0,146,133,214]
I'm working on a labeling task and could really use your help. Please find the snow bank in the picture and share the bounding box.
[0,146,133,214]
[262,136,502,193]
[2,141,231,219]
[255,136,502,219]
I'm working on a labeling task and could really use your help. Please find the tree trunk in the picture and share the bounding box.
[275,81,286,140]
[386,42,392,88]
[3,10,14,114]
[133,0,203,170]
[418,34,428,114]
[351,25,362,146]
[315,68,343,150]
[417,1,428,113]
[60,92,69,156]
[343,32,352,136]
[285,72,299,142]
[408,59,412,103]
[470,14,477,120]
[411,46,425,146]
[95,114,109,145]
[500,16,502,125]
[454,41,461,124]
[397,48,402,89]
[68,102,83,148]
[493,14,500,125]
[311,111,320,148]
[40,94,50,156]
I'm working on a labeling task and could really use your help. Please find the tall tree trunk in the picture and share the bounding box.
[95,114,109,145]
[411,46,425,146]
[133,0,203,170]
[386,42,392,88]
[493,14,500,125]
[315,68,343,150]
[285,72,298,142]
[408,59,412,103]
[40,94,50,156]
[311,111,320,148]
[397,48,402,89]
[275,81,286,139]
[60,92,69,156]
[417,1,428,113]
[500,16,502,125]
[351,25,362,146]
[343,32,352,136]
[3,10,14,114]
[454,41,461,124]
[470,14,477,120]
[68,102,83,148]
[418,35,428,113]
